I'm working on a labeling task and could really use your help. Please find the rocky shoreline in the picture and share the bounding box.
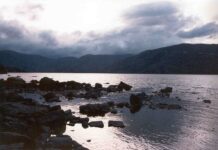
[0,76,188,149]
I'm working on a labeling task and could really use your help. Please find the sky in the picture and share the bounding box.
[0,0,217,57]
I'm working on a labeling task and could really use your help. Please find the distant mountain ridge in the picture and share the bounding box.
[0,43,218,74]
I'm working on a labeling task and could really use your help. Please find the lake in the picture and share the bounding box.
[1,73,218,150]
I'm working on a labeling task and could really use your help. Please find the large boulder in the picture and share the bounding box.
[6,77,26,89]
[0,103,49,117]
[108,121,125,128]
[79,103,111,116]
[66,81,83,90]
[39,77,59,91]
[0,132,31,145]
[45,135,89,150]
[37,109,66,126]
[94,83,103,89]
[88,121,104,128]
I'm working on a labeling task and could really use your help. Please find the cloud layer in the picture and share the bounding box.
[0,1,217,57]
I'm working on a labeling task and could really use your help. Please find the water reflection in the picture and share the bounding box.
[1,73,218,150]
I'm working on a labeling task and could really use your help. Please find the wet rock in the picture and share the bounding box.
[110,109,118,114]
[46,135,88,150]
[69,115,89,128]
[117,81,132,91]
[108,121,125,128]
[156,103,182,110]
[6,77,26,89]
[66,92,75,100]
[130,94,143,106]
[79,103,110,116]
[0,143,24,150]
[83,90,102,99]
[107,85,118,92]
[38,109,66,126]
[95,83,103,89]
[49,105,61,111]
[160,87,173,97]
[160,87,173,93]
[203,100,211,104]
[0,132,31,145]
[64,109,73,121]
[107,101,115,107]
[43,92,60,102]
[0,103,49,117]
[39,77,59,91]
[116,102,129,108]
[88,121,104,128]
[66,81,83,90]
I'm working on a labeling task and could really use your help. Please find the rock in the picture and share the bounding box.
[167,104,182,110]
[0,143,24,150]
[66,81,83,90]
[49,105,61,111]
[5,77,26,89]
[160,87,173,93]
[107,85,118,92]
[0,132,31,145]
[83,90,102,99]
[64,109,73,121]
[160,87,173,97]
[43,93,60,102]
[38,109,66,126]
[45,135,72,149]
[95,83,103,89]
[108,121,125,128]
[88,121,104,128]
[106,101,114,107]
[0,103,49,117]
[69,115,89,128]
[46,135,89,150]
[110,109,118,114]
[117,82,132,91]
[203,100,211,104]
[66,92,75,100]
[39,77,59,91]
[116,102,129,108]
[87,139,91,142]
[130,94,143,106]
[79,103,111,116]
[156,103,182,110]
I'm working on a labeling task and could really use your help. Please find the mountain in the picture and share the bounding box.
[0,44,218,74]
[111,44,218,74]
[0,50,130,72]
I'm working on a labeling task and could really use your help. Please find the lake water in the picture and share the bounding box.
[1,73,218,150]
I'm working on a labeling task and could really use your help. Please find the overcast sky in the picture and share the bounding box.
[0,0,217,57]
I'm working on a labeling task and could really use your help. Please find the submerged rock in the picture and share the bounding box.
[203,100,211,104]
[88,121,104,128]
[156,103,182,110]
[108,121,125,128]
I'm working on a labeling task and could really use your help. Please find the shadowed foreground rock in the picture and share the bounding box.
[0,93,88,149]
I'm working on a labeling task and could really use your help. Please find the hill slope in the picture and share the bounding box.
[111,44,218,74]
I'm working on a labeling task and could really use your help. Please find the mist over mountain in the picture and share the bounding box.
[0,43,218,74]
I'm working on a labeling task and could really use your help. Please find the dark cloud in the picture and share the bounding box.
[178,22,218,38]
[0,1,216,57]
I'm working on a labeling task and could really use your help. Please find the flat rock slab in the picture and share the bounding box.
[88,121,104,128]
[108,121,125,128]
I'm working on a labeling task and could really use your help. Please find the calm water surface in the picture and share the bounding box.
[1,73,218,150]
